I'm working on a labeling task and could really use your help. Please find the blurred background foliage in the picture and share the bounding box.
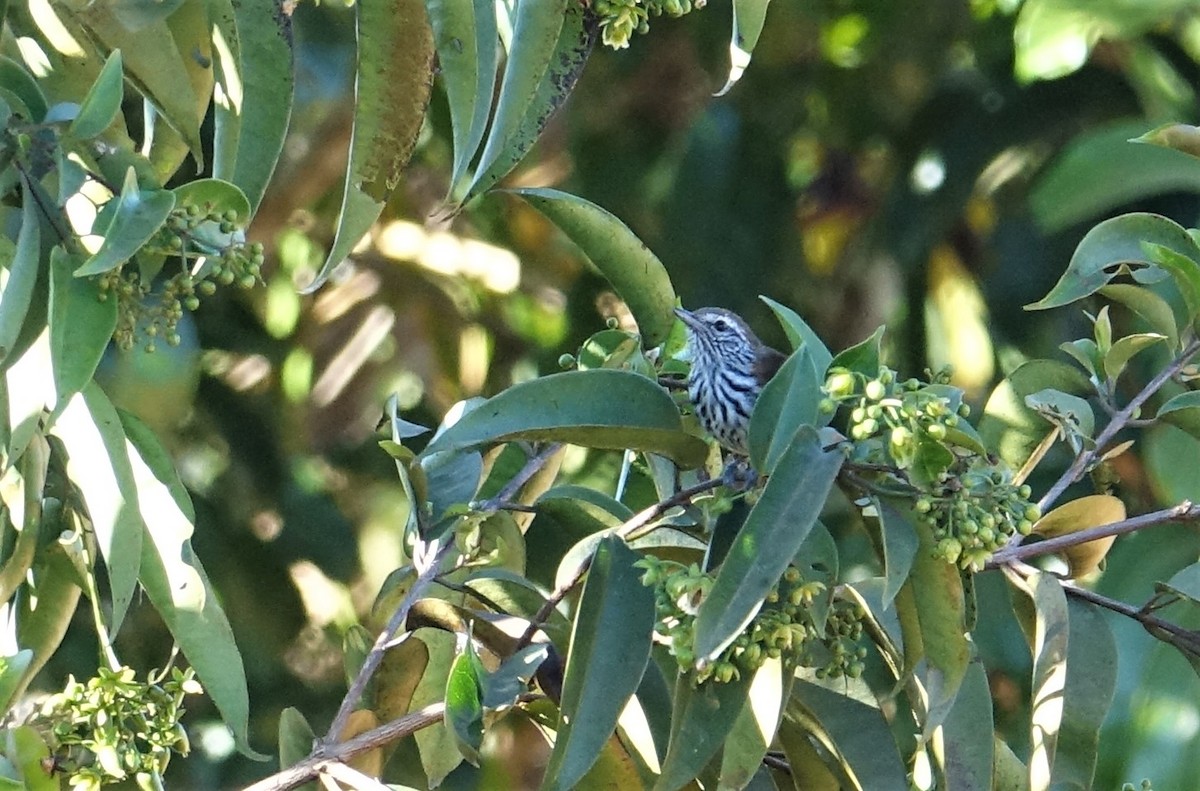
[51,0,1200,785]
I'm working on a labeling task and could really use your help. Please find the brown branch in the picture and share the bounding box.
[244,693,544,791]
[1062,585,1200,656]
[513,476,724,652]
[987,501,1200,568]
[1037,339,1200,512]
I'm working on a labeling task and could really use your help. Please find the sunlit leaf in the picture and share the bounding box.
[1054,597,1117,789]
[715,0,771,96]
[0,181,40,364]
[939,661,993,789]
[1099,283,1179,351]
[410,628,464,785]
[508,188,676,347]
[760,294,833,373]
[828,326,884,377]
[423,369,708,467]
[655,670,754,791]
[748,345,825,474]
[301,0,434,292]
[717,658,788,790]
[48,247,116,404]
[1156,390,1200,442]
[0,56,48,120]
[445,637,486,764]
[1132,122,1200,160]
[75,168,175,277]
[541,536,654,791]
[1031,495,1125,578]
[693,426,842,662]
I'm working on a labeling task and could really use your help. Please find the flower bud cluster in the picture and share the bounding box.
[96,201,263,352]
[822,365,1040,571]
[595,0,706,49]
[637,557,865,684]
[919,468,1040,571]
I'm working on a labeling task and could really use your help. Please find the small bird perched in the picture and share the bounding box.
[674,306,786,456]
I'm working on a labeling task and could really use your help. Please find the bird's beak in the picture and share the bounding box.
[674,307,698,329]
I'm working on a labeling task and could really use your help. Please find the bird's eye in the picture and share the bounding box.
[712,318,729,332]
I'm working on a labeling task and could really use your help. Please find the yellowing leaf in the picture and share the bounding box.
[1031,495,1125,577]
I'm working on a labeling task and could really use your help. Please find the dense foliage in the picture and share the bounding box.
[2,0,1200,790]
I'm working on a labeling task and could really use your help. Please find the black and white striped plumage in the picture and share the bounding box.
[674,307,785,455]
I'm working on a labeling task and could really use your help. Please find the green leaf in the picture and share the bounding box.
[871,498,920,608]
[410,628,466,785]
[172,178,252,224]
[69,50,124,139]
[49,247,117,404]
[427,0,499,191]
[278,706,316,772]
[940,661,993,790]
[1053,597,1117,789]
[1143,241,1200,325]
[15,533,83,703]
[458,0,568,201]
[0,56,48,120]
[482,643,548,709]
[748,345,825,474]
[655,670,754,791]
[1024,388,1094,439]
[301,0,434,292]
[897,519,969,737]
[1156,390,1200,441]
[786,677,908,790]
[1009,569,1068,790]
[717,658,789,790]
[120,410,262,758]
[1154,561,1200,606]
[422,369,708,467]
[715,0,772,96]
[508,188,676,347]
[75,168,176,277]
[0,651,32,712]
[3,726,55,791]
[1032,122,1200,232]
[1026,212,1193,311]
[760,294,832,373]
[445,637,487,763]
[541,536,654,791]
[1104,332,1165,383]
[1099,283,1179,351]
[693,426,842,662]
[828,326,885,377]
[1132,122,1200,160]
[73,5,204,164]
[48,384,143,628]
[463,570,572,648]
[210,0,294,216]
[0,181,40,364]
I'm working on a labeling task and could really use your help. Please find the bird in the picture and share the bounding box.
[674,306,786,456]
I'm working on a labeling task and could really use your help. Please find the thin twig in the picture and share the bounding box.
[477,443,563,512]
[1037,339,1200,512]
[987,501,1200,568]
[244,694,544,791]
[1062,584,1200,654]
[513,476,724,651]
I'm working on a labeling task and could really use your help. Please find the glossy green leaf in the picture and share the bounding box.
[48,384,143,628]
[786,678,908,790]
[410,628,465,785]
[445,637,487,763]
[421,449,483,522]
[172,178,252,224]
[748,345,824,474]
[1099,283,1179,350]
[940,660,993,790]
[1156,390,1200,443]
[717,658,788,790]
[1053,597,1117,789]
[655,670,754,791]
[427,0,499,191]
[210,0,295,216]
[0,183,40,364]
[828,325,885,377]
[1032,122,1200,232]
[1026,213,1193,311]
[75,168,176,277]
[693,426,842,662]
[760,294,833,373]
[423,369,708,467]
[48,247,117,404]
[872,498,920,608]
[897,520,969,737]
[715,0,772,96]
[118,412,262,757]
[509,188,676,346]
[302,0,434,292]
[0,56,48,120]
[459,0,569,201]
[1143,241,1200,324]
[1104,332,1165,383]
[69,50,124,139]
[74,5,204,163]
[541,536,654,791]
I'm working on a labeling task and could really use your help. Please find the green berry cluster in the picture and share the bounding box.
[595,0,705,50]
[918,466,1040,571]
[636,558,866,684]
[96,201,264,352]
[821,365,1041,571]
[36,666,200,791]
